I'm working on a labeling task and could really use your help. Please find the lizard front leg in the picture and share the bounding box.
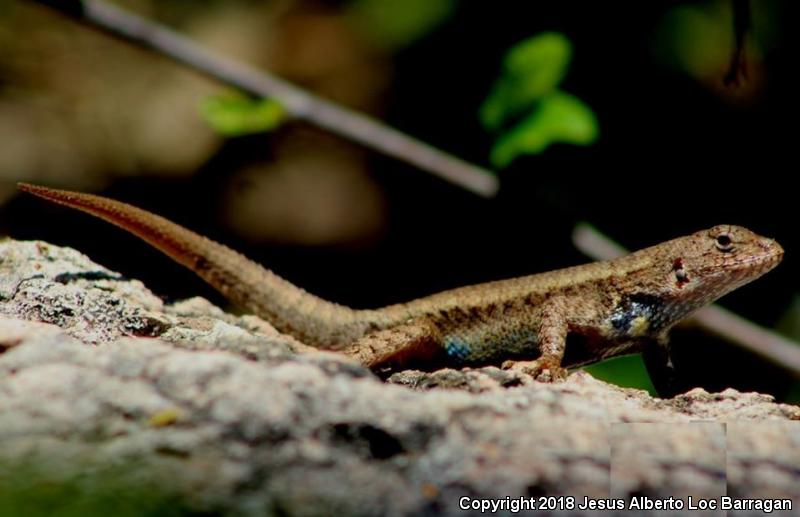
[642,335,691,398]
[502,297,569,382]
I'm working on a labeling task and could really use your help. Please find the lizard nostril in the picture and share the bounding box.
[760,238,784,258]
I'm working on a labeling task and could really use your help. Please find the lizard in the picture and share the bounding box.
[17,183,784,395]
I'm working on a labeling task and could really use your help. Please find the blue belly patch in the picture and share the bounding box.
[443,337,472,361]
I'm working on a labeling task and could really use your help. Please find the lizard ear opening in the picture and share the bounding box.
[672,258,689,287]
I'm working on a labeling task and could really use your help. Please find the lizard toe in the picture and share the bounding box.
[501,359,567,382]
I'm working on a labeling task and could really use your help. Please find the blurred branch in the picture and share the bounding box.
[573,223,800,377]
[30,0,499,197]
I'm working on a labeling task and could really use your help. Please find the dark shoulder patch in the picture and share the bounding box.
[609,293,664,334]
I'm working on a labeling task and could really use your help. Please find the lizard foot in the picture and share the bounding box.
[501,358,568,382]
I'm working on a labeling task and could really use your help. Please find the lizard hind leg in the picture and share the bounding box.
[341,319,442,372]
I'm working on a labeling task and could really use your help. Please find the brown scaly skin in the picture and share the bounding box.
[18,183,784,395]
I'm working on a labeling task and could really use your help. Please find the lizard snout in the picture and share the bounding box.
[758,237,784,263]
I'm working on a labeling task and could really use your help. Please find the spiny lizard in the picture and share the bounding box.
[18,183,784,395]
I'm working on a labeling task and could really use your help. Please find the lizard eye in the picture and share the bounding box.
[715,233,734,252]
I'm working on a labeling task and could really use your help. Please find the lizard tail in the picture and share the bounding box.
[18,183,383,348]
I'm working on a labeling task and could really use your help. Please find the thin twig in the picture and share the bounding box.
[30,0,499,197]
[572,223,800,377]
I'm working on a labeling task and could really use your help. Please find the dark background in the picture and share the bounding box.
[3,1,797,398]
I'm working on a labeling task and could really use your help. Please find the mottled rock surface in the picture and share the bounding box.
[0,239,798,516]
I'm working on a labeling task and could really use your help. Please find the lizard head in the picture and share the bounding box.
[611,225,783,336]
[659,225,783,307]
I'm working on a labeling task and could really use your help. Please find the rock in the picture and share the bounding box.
[0,239,303,359]
[0,239,798,516]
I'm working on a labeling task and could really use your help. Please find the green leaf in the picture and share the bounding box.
[348,0,456,50]
[503,31,572,93]
[201,93,286,137]
[583,355,657,395]
[777,295,800,341]
[480,32,572,130]
[655,4,732,80]
[490,92,598,168]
